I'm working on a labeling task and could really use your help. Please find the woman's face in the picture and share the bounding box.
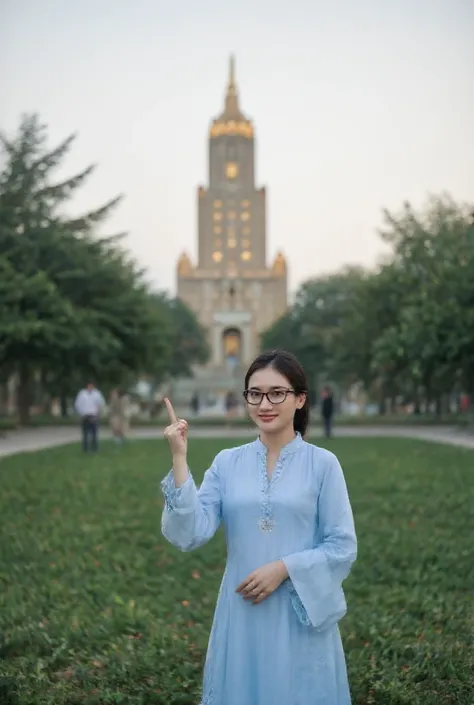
[245,366,306,435]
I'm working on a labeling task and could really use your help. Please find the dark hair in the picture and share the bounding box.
[244,349,310,436]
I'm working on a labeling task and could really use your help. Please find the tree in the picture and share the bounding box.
[332,263,409,408]
[0,114,126,422]
[261,195,474,416]
[151,294,210,379]
[370,196,474,410]
[0,114,208,423]
[261,267,366,404]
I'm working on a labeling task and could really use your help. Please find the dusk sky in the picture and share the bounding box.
[1,0,473,297]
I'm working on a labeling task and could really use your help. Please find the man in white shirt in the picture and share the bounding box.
[74,382,106,452]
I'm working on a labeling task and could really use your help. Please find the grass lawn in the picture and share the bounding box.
[0,438,473,705]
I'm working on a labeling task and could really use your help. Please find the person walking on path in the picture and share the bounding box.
[74,382,105,452]
[321,385,334,438]
[160,349,357,705]
[108,389,131,445]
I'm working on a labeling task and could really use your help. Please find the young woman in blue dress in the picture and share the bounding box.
[161,349,357,705]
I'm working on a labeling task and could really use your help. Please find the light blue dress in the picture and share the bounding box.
[161,433,357,705]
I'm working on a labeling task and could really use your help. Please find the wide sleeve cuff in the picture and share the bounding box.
[282,549,347,631]
[160,469,195,513]
[285,579,311,626]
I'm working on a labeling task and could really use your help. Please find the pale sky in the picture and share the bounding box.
[1,0,473,298]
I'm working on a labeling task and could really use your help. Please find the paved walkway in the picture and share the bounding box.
[1,424,474,458]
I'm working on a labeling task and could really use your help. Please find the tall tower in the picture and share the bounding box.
[176,57,287,399]
[198,55,266,274]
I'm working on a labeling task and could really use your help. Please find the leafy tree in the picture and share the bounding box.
[151,294,210,379]
[371,196,474,410]
[0,114,125,422]
[0,114,208,423]
[332,264,409,408]
[262,195,474,416]
[261,267,366,403]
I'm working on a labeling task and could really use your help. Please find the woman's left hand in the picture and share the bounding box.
[236,560,289,605]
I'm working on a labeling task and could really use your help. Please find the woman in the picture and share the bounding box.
[161,349,357,705]
[108,389,130,444]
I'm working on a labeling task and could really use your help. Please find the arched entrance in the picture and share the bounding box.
[222,327,242,370]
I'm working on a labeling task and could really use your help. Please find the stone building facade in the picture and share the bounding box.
[174,57,288,403]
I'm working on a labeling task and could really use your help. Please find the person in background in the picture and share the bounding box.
[225,390,238,418]
[190,393,200,416]
[321,385,334,438]
[109,388,130,445]
[121,391,132,437]
[74,382,106,452]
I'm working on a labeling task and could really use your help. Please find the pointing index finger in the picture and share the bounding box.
[164,397,178,424]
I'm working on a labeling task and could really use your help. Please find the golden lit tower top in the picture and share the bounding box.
[177,251,193,277]
[272,251,287,276]
[209,56,254,139]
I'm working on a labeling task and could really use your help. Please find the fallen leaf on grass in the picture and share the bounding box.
[56,668,73,680]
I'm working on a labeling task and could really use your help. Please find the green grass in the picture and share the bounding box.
[0,438,473,705]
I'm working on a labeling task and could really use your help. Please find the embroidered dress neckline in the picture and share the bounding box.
[254,431,303,460]
[254,432,303,532]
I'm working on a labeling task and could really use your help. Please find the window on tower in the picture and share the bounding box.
[213,199,223,208]
[225,162,238,180]
[228,225,236,248]
[241,251,252,261]
[212,251,223,262]
[214,225,222,234]
[213,212,223,221]
[241,211,250,222]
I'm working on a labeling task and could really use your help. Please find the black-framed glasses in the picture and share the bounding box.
[243,388,297,405]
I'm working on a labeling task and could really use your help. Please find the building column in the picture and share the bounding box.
[243,324,253,364]
[212,325,221,364]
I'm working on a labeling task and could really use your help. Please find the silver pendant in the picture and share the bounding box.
[258,517,275,533]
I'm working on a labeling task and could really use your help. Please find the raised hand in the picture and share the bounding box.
[163,397,188,458]
[236,560,289,605]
